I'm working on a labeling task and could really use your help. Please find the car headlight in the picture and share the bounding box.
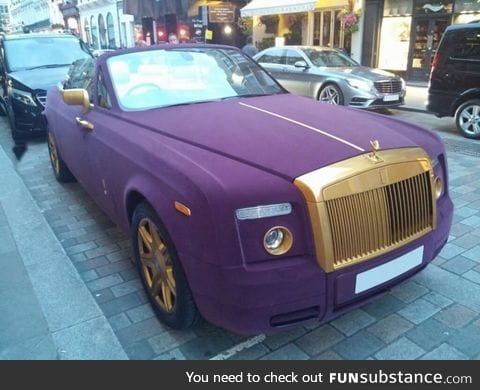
[11,88,37,106]
[263,226,293,255]
[434,176,443,199]
[346,78,372,92]
[236,203,292,220]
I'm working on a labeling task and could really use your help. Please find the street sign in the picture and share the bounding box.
[208,4,235,23]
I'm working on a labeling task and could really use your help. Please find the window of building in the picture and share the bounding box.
[313,9,345,49]
[98,14,106,49]
[106,13,116,49]
[90,16,99,49]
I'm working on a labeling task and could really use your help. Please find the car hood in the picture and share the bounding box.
[122,94,440,181]
[9,66,69,91]
[319,66,400,81]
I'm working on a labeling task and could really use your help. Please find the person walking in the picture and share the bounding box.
[242,36,258,57]
[168,33,179,44]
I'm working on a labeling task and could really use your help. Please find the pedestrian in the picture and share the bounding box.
[168,33,179,44]
[242,36,258,57]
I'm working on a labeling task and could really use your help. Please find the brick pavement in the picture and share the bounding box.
[1,109,480,360]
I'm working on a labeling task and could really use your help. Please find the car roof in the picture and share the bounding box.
[445,21,480,32]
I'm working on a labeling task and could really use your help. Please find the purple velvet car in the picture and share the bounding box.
[44,44,453,335]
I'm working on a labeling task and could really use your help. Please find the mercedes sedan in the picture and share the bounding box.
[254,46,406,110]
[45,44,451,335]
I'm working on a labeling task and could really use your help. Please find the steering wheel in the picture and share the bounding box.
[124,83,163,97]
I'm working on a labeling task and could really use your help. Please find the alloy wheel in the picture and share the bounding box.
[458,103,480,137]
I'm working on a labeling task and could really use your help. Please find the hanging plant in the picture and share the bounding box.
[338,0,362,35]
[260,14,279,34]
[237,16,253,36]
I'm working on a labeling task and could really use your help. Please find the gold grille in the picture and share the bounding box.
[325,171,433,269]
[294,148,437,273]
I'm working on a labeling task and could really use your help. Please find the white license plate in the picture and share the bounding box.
[355,246,424,294]
[383,94,399,102]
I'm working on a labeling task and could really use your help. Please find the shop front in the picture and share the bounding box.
[376,0,480,81]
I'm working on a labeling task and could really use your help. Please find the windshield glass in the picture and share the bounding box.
[107,48,284,111]
[301,48,359,67]
[4,36,91,72]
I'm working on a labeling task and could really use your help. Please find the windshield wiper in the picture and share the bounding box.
[24,64,71,71]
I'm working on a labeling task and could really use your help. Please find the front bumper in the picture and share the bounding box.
[185,195,453,335]
[10,98,47,135]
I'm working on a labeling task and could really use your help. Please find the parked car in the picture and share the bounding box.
[0,32,92,140]
[427,21,480,139]
[45,44,452,335]
[254,46,406,109]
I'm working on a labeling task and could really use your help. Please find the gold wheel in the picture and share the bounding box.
[137,218,176,313]
[48,131,60,175]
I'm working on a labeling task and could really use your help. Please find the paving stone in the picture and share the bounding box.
[462,245,480,263]
[434,304,477,329]
[116,317,165,347]
[333,330,384,360]
[99,292,143,317]
[312,350,343,360]
[154,348,186,360]
[451,234,480,249]
[441,256,477,275]
[330,309,376,336]
[398,298,441,325]
[108,313,132,331]
[80,270,98,282]
[124,340,155,360]
[86,274,123,292]
[96,261,135,277]
[437,243,467,260]
[65,241,97,256]
[295,325,344,357]
[74,256,110,272]
[361,294,405,319]
[405,318,454,351]
[374,337,425,360]
[148,330,197,355]
[422,291,453,309]
[263,327,306,351]
[126,303,155,323]
[420,343,469,360]
[448,324,480,357]
[454,206,478,218]
[93,288,115,304]
[390,281,429,303]
[107,249,132,263]
[260,343,310,360]
[449,223,475,237]
[110,279,143,298]
[461,215,480,228]
[227,343,270,360]
[366,314,414,344]
[463,270,480,285]
[179,331,235,360]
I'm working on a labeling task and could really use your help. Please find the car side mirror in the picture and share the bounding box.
[62,88,91,113]
[294,60,309,69]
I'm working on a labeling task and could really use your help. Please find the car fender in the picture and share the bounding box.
[453,87,480,113]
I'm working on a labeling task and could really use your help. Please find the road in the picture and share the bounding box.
[1,109,480,360]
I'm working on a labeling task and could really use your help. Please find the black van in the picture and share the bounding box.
[0,33,92,141]
[427,21,480,139]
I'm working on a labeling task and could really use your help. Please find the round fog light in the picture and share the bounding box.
[434,176,442,199]
[264,227,293,256]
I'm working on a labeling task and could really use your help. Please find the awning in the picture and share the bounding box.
[240,0,318,17]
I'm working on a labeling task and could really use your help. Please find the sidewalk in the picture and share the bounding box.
[0,145,127,359]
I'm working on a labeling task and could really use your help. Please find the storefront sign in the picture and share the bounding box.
[208,4,235,23]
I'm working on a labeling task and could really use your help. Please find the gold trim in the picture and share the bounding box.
[62,88,91,113]
[174,201,192,217]
[294,148,436,273]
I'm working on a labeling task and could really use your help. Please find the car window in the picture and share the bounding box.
[65,57,95,92]
[107,48,284,111]
[3,36,91,72]
[301,48,358,67]
[445,28,480,61]
[285,49,305,66]
[97,70,112,109]
[257,48,284,65]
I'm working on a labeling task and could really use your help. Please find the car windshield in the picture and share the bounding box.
[107,47,284,111]
[4,36,91,72]
[301,48,359,68]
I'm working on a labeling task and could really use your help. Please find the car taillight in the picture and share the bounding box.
[429,52,441,80]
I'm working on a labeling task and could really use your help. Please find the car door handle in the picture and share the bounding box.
[76,117,94,131]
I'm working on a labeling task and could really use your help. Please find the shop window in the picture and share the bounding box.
[413,0,453,14]
[313,9,345,49]
[378,17,412,71]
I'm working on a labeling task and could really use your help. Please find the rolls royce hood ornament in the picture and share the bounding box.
[368,140,383,163]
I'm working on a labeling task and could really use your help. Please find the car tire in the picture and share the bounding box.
[455,99,480,139]
[318,84,344,105]
[131,202,201,330]
[47,130,76,182]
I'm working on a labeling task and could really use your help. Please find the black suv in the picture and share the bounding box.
[0,33,92,140]
[427,21,480,139]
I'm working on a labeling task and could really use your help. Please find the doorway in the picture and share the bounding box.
[407,17,449,81]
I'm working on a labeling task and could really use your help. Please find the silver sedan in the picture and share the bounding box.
[254,46,406,109]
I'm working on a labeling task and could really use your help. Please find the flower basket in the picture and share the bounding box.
[338,0,361,35]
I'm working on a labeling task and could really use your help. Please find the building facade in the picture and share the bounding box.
[78,0,135,49]
[0,0,11,33]
[10,0,64,32]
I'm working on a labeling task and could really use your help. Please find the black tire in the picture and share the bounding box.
[318,83,345,105]
[455,99,480,139]
[47,130,76,182]
[131,202,201,330]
